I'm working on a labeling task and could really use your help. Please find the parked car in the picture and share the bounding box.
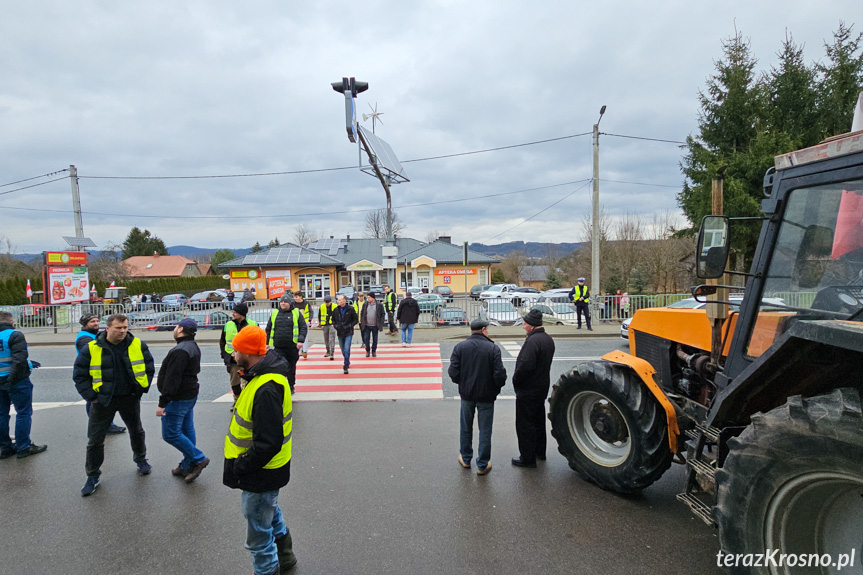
[137,311,185,330]
[470,284,492,300]
[431,286,454,303]
[478,299,523,327]
[404,286,423,297]
[530,302,579,325]
[337,286,357,302]
[415,293,446,313]
[479,284,518,300]
[509,286,542,307]
[188,290,225,310]
[247,307,275,327]
[433,306,467,326]
[183,310,231,330]
[160,294,189,309]
[366,285,385,302]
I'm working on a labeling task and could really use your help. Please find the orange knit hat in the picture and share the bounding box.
[232,325,267,355]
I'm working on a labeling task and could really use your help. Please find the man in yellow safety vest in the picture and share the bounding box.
[292,292,312,359]
[568,277,593,331]
[265,294,307,394]
[220,302,257,409]
[73,313,155,496]
[223,325,297,574]
[383,284,398,335]
[318,295,336,359]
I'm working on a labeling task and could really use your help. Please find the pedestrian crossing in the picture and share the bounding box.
[499,341,522,358]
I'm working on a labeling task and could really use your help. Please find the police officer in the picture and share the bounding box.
[568,277,592,331]
[0,310,47,460]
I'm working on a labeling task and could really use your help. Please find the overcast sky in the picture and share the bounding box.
[0,1,857,254]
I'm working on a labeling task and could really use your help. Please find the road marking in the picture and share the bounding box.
[499,341,522,357]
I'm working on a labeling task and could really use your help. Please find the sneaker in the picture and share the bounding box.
[330,356,334,361]
[458,454,470,469]
[372,352,376,358]
[587,327,593,331]
[107,423,126,435]
[184,457,210,483]
[401,342,406,347]
[477,462,492,476]
[81,476,100,496]
[172,466,190,478]
[0,447,17,460]
[366,352,370,357]
[16,444,47,459]
[302,352,308,359]
[343,367,349,374]
[137,460,152,476]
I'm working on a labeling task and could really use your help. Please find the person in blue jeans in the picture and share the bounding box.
[447,319,506,475]
[156,318,209,482]
[396,291,420,347]
[0,311,48,459]
[332,294,358,375]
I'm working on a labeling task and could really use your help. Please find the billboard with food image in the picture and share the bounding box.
[42,252,90,304]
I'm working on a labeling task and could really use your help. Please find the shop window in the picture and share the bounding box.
[298,274,331,299]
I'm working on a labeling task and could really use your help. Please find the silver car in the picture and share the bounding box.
[530,302,578,325]
[479,299,523,327]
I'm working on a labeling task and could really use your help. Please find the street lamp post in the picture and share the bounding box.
[591,105,606,312]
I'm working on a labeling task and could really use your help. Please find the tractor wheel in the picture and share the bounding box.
[715,388,863,574]
[548,361,672,493]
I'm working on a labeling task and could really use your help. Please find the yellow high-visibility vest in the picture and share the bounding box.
[88,337,148,393]
[224,372,292,468]
[296,301,311,323]
[269,308,300,346]
[223,319,258,354]
[318,303,335,326]
[385,291,396,311]
[572,285,590,303]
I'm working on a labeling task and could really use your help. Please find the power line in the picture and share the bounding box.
[485,180,593,242]
[601,132,685,144]
[0,170,69,188]
[0,176,70,197]
[601,178,681,189]
[75,132,594,181]
[0,179,591,220]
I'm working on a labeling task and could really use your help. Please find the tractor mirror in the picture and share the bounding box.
[691,284,717,299]
[696,216,729,279]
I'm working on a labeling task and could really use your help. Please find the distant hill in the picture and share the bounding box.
[469,241,582,258]
[167,245,251,259]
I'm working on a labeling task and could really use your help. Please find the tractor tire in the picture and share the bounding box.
[715,388,863,575]
[548,361,672,494]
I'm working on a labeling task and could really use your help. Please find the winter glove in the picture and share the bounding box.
[30,360,41,369]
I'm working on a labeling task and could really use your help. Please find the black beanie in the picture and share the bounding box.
[523,308,543,327]
[233,302,249,317]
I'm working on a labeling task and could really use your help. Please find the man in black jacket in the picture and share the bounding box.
[396,291,421,347]
[220,302,257,407]
[224,326,297,575]
[156,318,209,483]
[359,292,385,358]
[448,319,506,475]
[332,295,358,374]
[73,314,156,496]
[265,294,307,393]
[0,310,47,459]
[76,313,125,434]
[511,309,556,468]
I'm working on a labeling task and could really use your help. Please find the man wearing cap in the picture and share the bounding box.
[0,310,47,460]
[332,295,358,374]
[76,313,125,434]
[511,308,555,468]
[292,292,312,360]
[221,302,257,409]
[568,277,592,331]
[73,314,156,496]
[224,326,297,575]
[265,294,307,394]
[318,295,336,360]
[359,292,385,358]
[156,318,209,483]
[448,319,506,475]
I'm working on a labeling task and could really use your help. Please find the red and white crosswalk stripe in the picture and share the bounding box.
[293,343,443,401]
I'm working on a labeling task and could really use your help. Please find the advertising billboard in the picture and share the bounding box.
[44,266,91,304]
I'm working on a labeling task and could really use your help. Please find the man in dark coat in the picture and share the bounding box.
[359,292,385,358]
[156,318,208,483]
[77,313,125,434]
[0,310,46,460]
[265,295,308,394]
[332,294,358,374]
[395,292,421,347]
[73,314,156,495]
[220,302,257,406]
[511,308,555,468]
[448,319,506,475]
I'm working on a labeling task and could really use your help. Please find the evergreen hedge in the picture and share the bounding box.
[0,275,227,305]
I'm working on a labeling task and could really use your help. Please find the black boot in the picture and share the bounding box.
[275,532,298,573]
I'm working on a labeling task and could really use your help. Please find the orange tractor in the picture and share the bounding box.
[549,111,863,572]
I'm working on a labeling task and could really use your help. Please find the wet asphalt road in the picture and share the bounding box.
[0,399,723,575]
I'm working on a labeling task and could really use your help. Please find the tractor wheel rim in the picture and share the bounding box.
[764,471,863,573]
[568,391,631,467]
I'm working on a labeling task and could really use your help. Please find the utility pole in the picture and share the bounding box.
[591,106,606,309]
[70,165,84,239]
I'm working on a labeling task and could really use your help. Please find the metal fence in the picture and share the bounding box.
[7,291,820,334]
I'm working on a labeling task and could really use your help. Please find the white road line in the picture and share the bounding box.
[293,390,442,401]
